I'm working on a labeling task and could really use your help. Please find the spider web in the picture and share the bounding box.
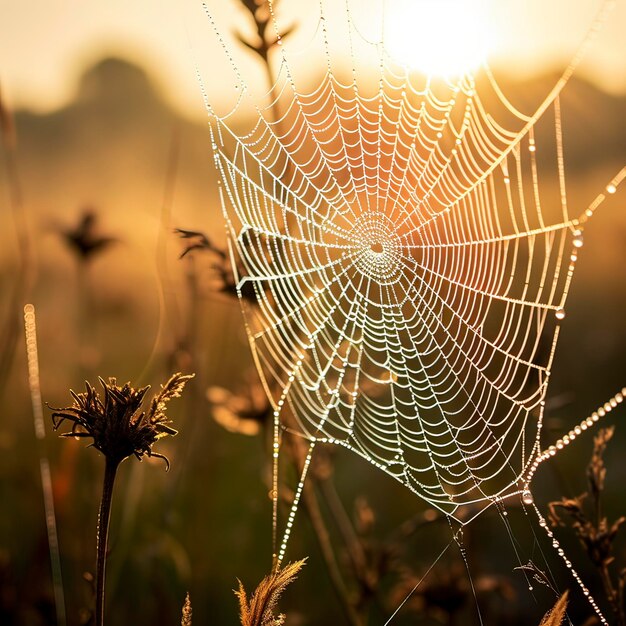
[202,0,623,568]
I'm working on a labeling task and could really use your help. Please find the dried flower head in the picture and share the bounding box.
[174,227,257,303]
[175,228,217,259]
[51,373,194,468]
[59,208,117,261]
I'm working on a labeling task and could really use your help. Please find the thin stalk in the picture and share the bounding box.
[23,304,67,626]
[318,477,368,576]
[301,480,362,626]
[286,436,361,626]
[0,84,35,398]
[256,15,293,188]
[96,457,120,626]
[76,260,94,376]
[143,126,181,379]
[598,564,624,626]
[169,255,206,484]
[262,52,281,129]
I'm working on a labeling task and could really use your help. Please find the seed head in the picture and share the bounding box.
[50,373,194,468]
[60,208,117,261]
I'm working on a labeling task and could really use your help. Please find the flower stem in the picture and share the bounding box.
[96,457,119,626]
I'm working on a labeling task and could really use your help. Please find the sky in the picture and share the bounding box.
[0,0,625,120]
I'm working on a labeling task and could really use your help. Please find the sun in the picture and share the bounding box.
[383,0,492,76]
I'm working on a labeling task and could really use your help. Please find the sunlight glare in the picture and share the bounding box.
[383,0,492,76]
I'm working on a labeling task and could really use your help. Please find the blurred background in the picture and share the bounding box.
[0,1,625,624]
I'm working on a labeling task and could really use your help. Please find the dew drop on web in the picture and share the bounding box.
[572,230,584,248]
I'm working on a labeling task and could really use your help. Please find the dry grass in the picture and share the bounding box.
[538,591,569,626]
[236,559,306,626]
[549,426,626,625]
[181,592,192,626]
